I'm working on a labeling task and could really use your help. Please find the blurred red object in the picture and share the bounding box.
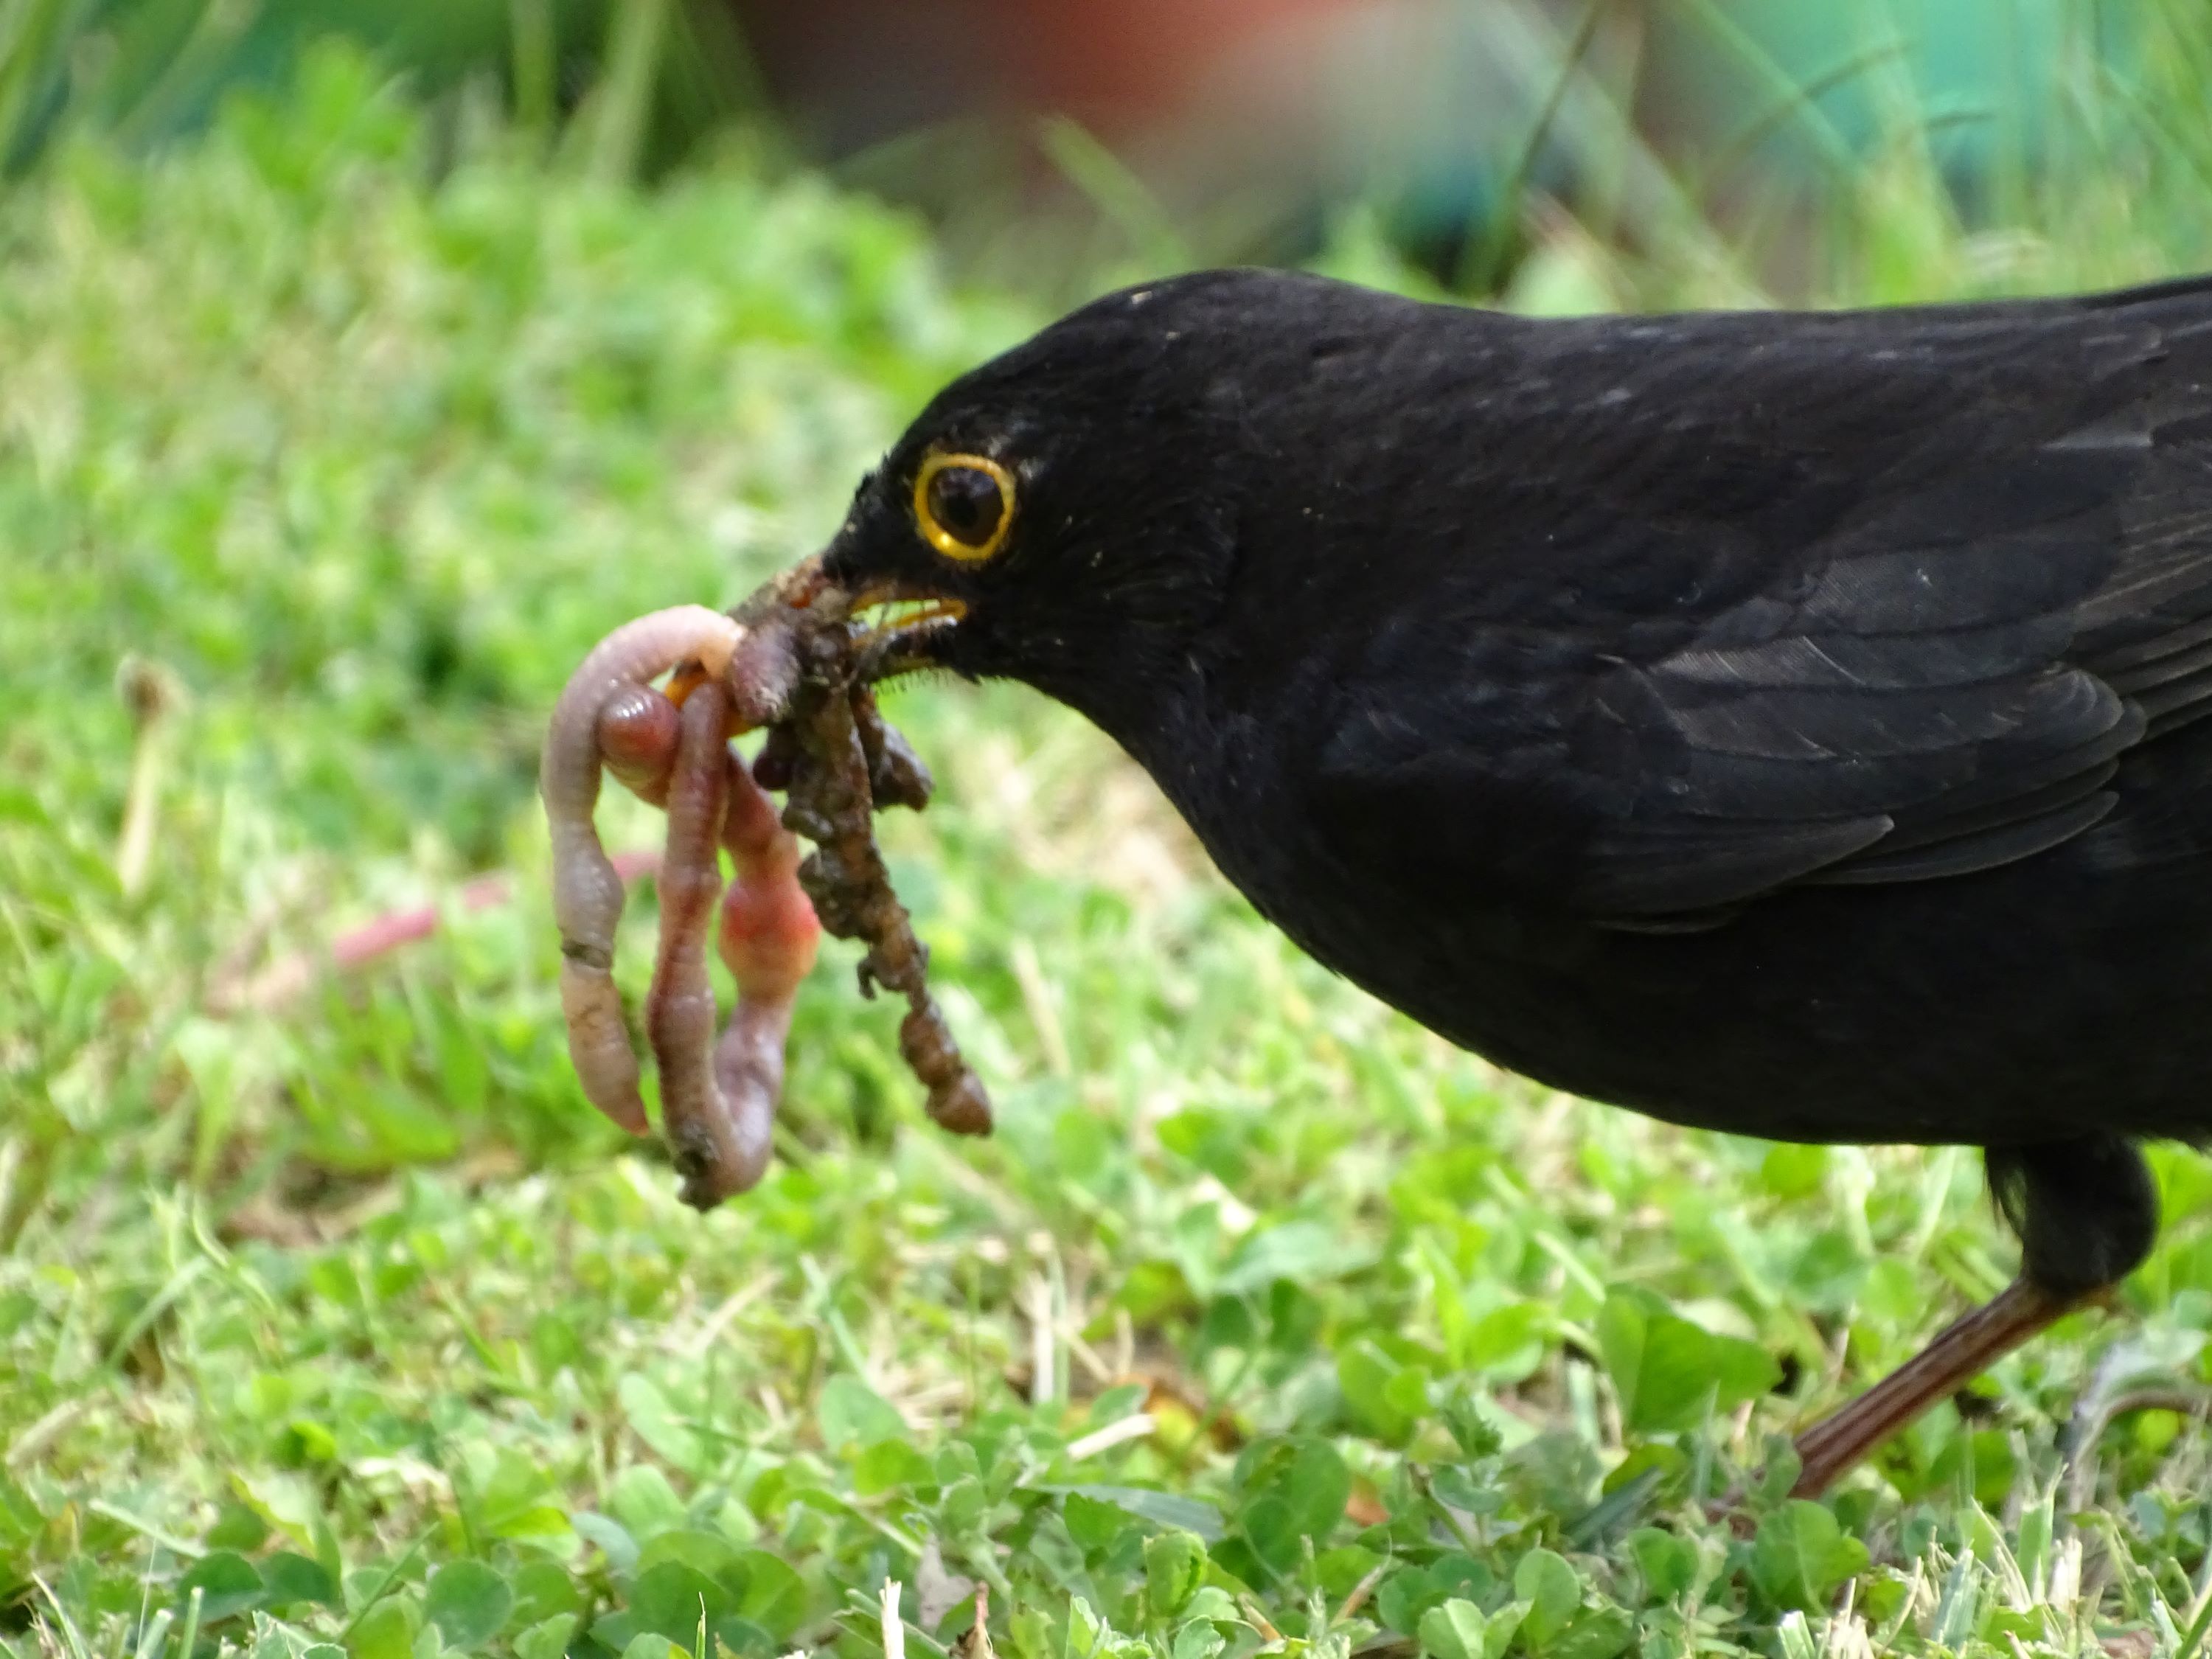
[734,0,1370,150]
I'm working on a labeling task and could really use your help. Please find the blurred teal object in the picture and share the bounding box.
[1678,0,2107,163]
[1368,0,2143,289]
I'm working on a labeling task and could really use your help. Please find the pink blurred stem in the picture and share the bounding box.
[210,849,663,1014]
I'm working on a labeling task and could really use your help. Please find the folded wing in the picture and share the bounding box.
[1576,406,2212,922]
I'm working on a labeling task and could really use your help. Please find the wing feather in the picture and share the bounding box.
[1571,416,2212,920]
[1307,283,2212,925]
[1808,792,2119,885]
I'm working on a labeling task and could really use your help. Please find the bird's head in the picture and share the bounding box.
[813,269,1346,728]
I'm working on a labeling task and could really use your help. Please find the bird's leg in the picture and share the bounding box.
[1789,1278,2068,1497]
[1787,1135,2156,1498]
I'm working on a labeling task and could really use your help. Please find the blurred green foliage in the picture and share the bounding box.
[0,0,759,181]
[3,19,2212,1659]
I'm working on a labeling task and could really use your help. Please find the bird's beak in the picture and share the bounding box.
[733,550,967,682]
[846,580,970,675]
[730,549,833,623]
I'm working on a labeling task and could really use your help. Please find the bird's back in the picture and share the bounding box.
[1134,271,2212,1147]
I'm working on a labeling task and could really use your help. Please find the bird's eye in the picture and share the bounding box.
[914,453,1015,562]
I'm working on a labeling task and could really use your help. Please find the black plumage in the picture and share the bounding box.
[819,268,2212,1492]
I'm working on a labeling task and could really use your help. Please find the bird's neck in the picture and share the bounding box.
[1025,628,1211,771]
[1026,629,1317,915]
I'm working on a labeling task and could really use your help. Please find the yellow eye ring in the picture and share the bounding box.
[913,451,1016,562]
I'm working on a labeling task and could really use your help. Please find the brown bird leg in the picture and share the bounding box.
[1788,1135,2156,1498]
[1790,1278,2069,1496]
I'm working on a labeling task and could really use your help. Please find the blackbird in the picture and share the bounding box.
[773,268,2212,1494]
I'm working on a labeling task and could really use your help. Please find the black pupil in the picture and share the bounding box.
[928,466,1004,545]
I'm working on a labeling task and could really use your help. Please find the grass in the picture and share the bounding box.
[7,29,2212,1659]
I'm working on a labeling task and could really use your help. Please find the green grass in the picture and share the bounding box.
[8,35,2212,1659]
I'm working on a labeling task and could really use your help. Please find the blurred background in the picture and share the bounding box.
[0,0,2174,302]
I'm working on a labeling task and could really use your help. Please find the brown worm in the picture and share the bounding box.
[643,676,824,1211]
[546,579,986,1205]
[597,683,682,802]
[701,747,821,1206]
[646,681,742,1207]
[783,624,992,1138]
[542,605,742,1133]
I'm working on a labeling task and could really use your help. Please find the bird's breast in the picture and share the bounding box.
[1155,724,2212,1150]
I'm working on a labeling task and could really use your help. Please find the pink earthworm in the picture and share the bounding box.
[642,678,824,1208]
[546,563,987,1205]
[540,604,746,1133]
[644,681,740,1201]
[703,730,821,1205]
